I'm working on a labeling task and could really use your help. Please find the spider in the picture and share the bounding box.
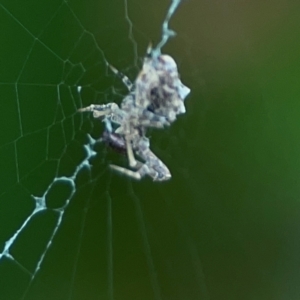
[79,46,190,181]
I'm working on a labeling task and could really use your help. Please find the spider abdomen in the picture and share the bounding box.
[102,131,127,155]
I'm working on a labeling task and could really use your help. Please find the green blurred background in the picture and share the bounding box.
[1,0,300,299]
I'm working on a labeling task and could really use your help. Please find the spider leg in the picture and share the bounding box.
[109,163,152,180]
[78,103,126,126]
[110,156,170,181]
[108,64,134,92]
[109,165,142,180]
[78,103,118,117]
[125,135,138,168]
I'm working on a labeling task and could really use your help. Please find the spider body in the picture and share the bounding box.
[79,46,190,181]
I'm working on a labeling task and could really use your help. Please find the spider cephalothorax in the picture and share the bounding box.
[79,46,190,181]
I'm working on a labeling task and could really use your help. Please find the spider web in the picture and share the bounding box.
[0,0,202,299]
[2,0,300,299]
